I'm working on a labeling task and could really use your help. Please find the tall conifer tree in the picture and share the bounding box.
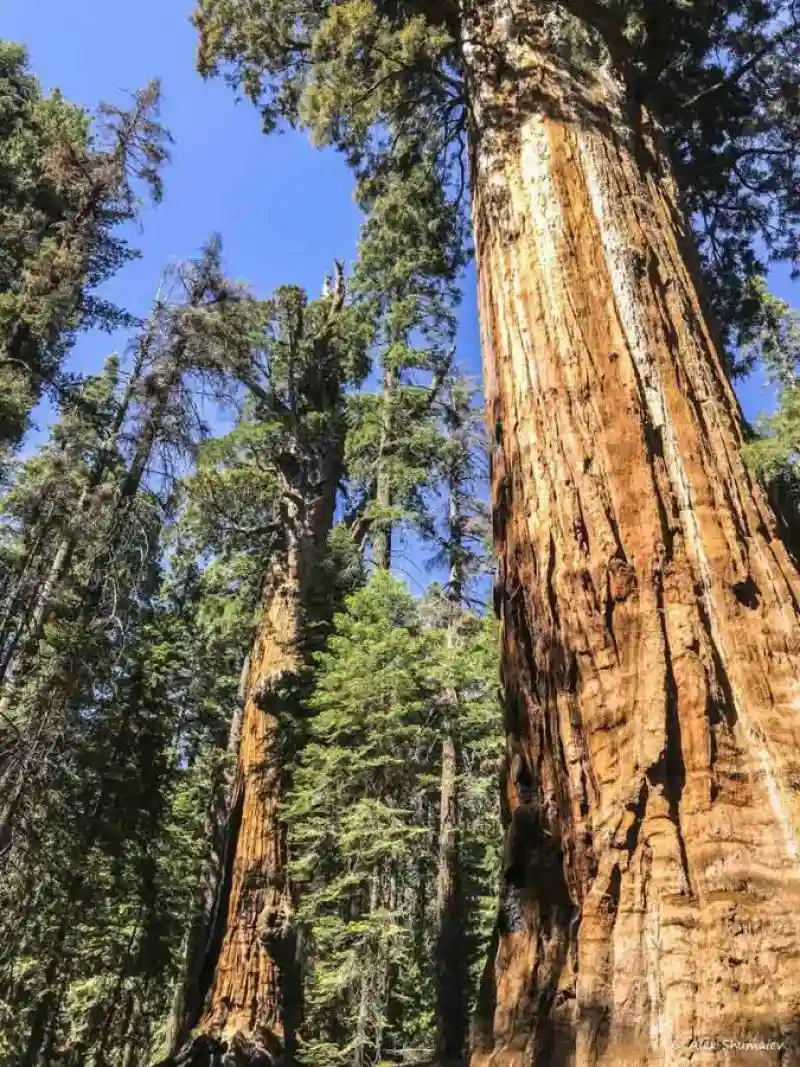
[0,44,170,467]
[0,239,255,860]
[429,374,491,1065]
[161,276,369,1067]
[190,1,800,1060]
[346,152,461,567]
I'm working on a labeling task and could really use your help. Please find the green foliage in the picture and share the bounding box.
[0,241,258,773]
[620,1,800,342]
[0,241,276,1065]
[192,0,800,352]
[345,154,464,561]
[0,542,251,1066]
[0,43,171,463]
[286,572,501,1067]
[741,284,800,479]
[194,0,469,566]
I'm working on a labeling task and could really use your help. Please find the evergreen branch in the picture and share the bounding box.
[554,0,633,69]
[680,16,799,110]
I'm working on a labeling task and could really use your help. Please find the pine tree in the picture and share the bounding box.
[285,567,500,1067]
[427,374,492,1066]
[0,535,254,1067]
[286,572,441,1067]
[191,2,800,1060]
[0,238,256,861]
[0,240,263,1066]
[346,154,461,568]
[738,283,800,551]
[0,354,128,686]
[0,43,170,467]
[742,282,800,480]
[0,513,169,1066]
[160,278,369,1067]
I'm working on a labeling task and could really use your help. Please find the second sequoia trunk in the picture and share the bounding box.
[171,487,336,1067]
[196,524,308,1059]
[465,5,800,1065]
[163,282,353,1066]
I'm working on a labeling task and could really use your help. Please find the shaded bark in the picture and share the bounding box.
[166,681,245,1056]
[435,728,467,1066]
[20,953,62,1067]
[464,5,800,1065]
[373,366,396,571]
[163,286,349,1067]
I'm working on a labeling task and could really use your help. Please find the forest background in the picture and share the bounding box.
[4,0,793,452]
[6,0,483,516]
[2,0,800,1065]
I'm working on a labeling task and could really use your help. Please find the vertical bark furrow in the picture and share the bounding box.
[192,492,335,1063]
[578,125,800,874]
[466,9,800,1063]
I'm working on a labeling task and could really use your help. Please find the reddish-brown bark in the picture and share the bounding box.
[162,287,349,1067]
[162,492,335,1067]
[196,547,303,1054]
[184,470,338,1063]
[464,6,800,1065]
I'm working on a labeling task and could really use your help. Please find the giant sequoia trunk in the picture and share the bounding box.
[464,6,800,1065]
[165,480,338,1067]
[196,542,303,1060]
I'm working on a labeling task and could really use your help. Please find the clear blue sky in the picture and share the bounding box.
[2,0,482,376]
[2,0,483,591]
[1,1,795,468]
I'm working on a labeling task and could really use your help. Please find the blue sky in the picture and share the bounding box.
[3,0,364,361]
[2,0,795,512]
[3,0,483,372]
[2,0,482,591]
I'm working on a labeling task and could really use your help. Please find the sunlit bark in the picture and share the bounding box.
[465,5,800,1064]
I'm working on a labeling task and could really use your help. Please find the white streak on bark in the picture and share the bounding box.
[577,129,800,863]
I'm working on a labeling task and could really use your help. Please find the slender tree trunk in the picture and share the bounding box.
[0,347,173,852]
[166,677,246,1056]
[436,478,468,1064]
[465,6,800,1065]
[0,488,61,662]
[120,992,142,1067]
[36,998,61,1067]
[165,482,337,1066]
[90,921,141,1067]
[355,874,381,1067]
[0,343,146,692]
[435,727,466,1065]
[373,367,395,571]
[20,934,67,1067]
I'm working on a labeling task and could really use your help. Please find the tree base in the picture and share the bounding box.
[154,1033,277,1067]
